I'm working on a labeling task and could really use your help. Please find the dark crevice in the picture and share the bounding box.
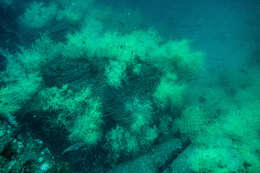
[156,139,191,173]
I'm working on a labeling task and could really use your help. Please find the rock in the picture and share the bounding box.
[107,138,186,173]
[0,119,71,173]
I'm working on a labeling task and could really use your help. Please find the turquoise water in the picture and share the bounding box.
[0,0,259,172]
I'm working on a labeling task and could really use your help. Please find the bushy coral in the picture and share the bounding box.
[0,49,42,117]
[153,72,186,108]
[125,98,153,131]
[20,1,58,29]
[69,98,103,145]
[104,98,160,161]
[0,73,41,115]
[39,85,91,115]
[16,35,62,73]
[39,85,103,145]
[105,60,127,88]
[1,0,210,171]
[61,24,204,77]
[106,125,139,161]
[20,26,203,168]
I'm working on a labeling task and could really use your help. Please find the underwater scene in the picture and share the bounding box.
[0,0,259,172]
